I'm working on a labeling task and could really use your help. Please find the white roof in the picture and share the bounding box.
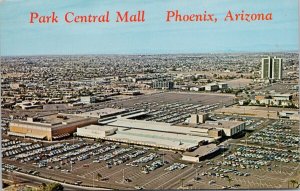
[107,127,214,150]
[78,108,127,118]
[108,118,209,136]
[183,144,220,157]
[273,94,291,97]
[79,125,117,132]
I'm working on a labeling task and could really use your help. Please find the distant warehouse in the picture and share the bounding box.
[8,114,97,141]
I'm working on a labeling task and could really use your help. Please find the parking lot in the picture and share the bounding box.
[2,137,194,190]
[103,92,234,124]
[248,120,299,149]
[161,119,300,190]
[2,117,299,190]
[133,102,221,124]
[176,142,299,189]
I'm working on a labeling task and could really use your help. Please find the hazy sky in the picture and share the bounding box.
[0,0,298,56]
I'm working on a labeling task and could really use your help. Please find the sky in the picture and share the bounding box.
[0,0,298,56]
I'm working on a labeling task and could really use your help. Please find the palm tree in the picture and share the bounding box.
[276,140,283,173]
[245,132,248,146]
[180,178,185,188]
[227,176,232,187]
[39,182,47,191]
[97,173,102,180]
[290,179,298,188]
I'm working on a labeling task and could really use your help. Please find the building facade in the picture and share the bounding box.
[261,56,283,80]
[8,114,97,141]
[152,80,174,89]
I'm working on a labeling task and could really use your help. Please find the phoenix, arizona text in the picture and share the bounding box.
[29,10,272,24]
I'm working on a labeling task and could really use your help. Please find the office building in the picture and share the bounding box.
[152,80,174,89]
[272,57,283,80]
[261,56,283,80]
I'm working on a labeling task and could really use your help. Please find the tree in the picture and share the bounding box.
[180,178,185,188]
[97,173,102,180]
[227,176,232,187]
[41,183,64,191]
[290,180,298,188]
[40,183,47,190]
[24,187,34,191]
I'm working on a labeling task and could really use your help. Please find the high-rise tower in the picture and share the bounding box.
[261,56,282,80]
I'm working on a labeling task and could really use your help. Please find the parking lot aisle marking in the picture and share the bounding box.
[72,161,95,172]
[82,165,106,178]
[127,169,144,180]
[141,171,173,188]
[154,166,194,189]
[253,173,285,182]
[212,183,223,189]
[102,166,131,179]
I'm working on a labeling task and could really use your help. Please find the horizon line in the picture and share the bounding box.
[1,50,299,57]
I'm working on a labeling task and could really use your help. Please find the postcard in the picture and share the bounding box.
[0,0,299,190]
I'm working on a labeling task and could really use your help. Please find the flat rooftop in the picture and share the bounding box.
[183,144,219,157]
[106,126,214,150]
[79,124,117,132]
[40,114,86,124]
[200,120,245,129]
[77,108,127,118]
[108,118,210,136]
[273,94,292,97]
[10,113,96,128]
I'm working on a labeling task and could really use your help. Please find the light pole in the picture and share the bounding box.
[93,172,95,187]
[278,143,282,174]
[73,133,75,145]
[122,169,125,183]
[181,178,185,188]
[245,132,248,147]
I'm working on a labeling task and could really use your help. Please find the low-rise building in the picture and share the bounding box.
[272,94,292,101]
[203,120,245,137]
[218,83,228,90]
[8,114,97,141]
[182,144,220,163]
[77,108,127,119]
[152,80,174,90]
[77,125,117,138]
[80,96,97,104]
[205,83,219,91]
[77,117,216,151]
